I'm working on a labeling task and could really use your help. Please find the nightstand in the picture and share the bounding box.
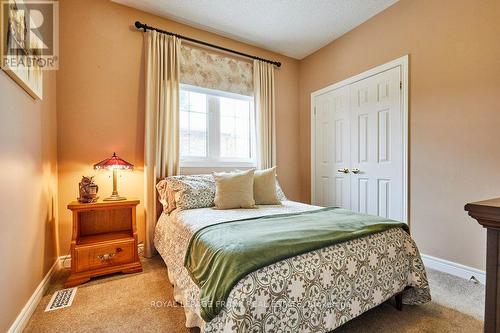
[65,199,142,287]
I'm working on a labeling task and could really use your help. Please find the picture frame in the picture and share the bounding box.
[1,0,43,99]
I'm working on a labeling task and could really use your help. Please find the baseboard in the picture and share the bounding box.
[7,257,62,333]
[421,254,486,284]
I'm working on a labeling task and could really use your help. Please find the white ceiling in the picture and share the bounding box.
[113,0,398,59]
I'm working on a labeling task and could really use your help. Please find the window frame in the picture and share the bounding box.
[179,84,256,168]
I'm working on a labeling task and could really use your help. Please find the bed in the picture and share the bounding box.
[154,200,431,332]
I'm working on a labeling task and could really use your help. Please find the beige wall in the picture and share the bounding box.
[56,0,301,252]
[0,71,58,330]
[299,0,500,270]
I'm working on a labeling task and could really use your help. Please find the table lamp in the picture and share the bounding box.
[94,152,133,201]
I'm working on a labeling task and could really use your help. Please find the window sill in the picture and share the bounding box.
[180,160,256,168]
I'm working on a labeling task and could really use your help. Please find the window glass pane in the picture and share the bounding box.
[180,85,254,164]
[220,97,251,159]
[180,91,207,157]
[180,110,189,131]
[180,90,189,110]
[190,91,206,113]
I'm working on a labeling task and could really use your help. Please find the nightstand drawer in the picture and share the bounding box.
[75,239,135,272]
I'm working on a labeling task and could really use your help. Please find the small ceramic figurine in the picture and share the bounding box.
[78,176,99,203]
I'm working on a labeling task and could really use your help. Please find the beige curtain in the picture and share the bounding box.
[254,60,276,169]
[144,31,181,258]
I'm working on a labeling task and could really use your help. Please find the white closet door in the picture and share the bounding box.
[349,66,403,220]
[313,86,350,208]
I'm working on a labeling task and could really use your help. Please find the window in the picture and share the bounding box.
[180,85,255,167]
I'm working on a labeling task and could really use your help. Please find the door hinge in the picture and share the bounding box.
[314,107,316,116]
[400,81,402,89]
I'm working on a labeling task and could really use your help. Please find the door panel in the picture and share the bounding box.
[358,178,369,214]
[313,86,350,208]
[377,109,390,162]
[320,176,330,207]
[334,119,344,163]
[314,95,332,207]
[377,179,390,218]
[350,66,402,220]
[358,114,368,163]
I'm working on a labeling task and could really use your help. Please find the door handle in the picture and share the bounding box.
[351,168,361,174]
[337,168,350,174]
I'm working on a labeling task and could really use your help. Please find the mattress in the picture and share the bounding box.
[154,201,430,332]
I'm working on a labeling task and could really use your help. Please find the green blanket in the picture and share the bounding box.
[184,207,408,321]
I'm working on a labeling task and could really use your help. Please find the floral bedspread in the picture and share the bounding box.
[154,201,431,332]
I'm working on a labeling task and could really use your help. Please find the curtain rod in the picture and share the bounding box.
[134,21,281,68]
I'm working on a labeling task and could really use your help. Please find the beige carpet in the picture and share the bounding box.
[24,256,484,333]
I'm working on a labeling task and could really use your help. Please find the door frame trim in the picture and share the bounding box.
[310,55,409,223]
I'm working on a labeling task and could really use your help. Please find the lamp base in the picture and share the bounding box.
[103,194,127,201]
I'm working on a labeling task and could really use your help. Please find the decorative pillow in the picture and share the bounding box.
[156,179,168,210]
[157,175,216,213]
[236,168,288,202]
[253,167,281,205]
[276,180,287,201]
[156,179,177,214]
[213,169,256,209]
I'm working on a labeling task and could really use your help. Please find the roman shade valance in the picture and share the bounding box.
[180,45,253,96]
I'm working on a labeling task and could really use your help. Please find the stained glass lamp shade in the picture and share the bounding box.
[94,152,133,201]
